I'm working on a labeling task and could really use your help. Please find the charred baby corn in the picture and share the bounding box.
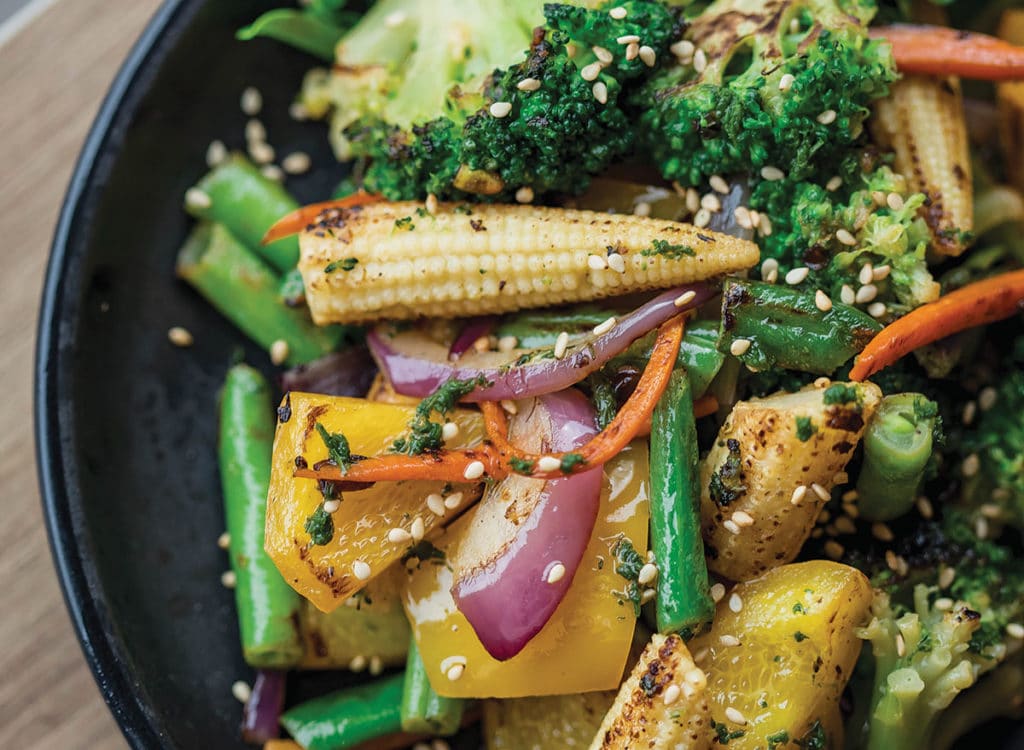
[298,202,760,324]
[871,74,973,255]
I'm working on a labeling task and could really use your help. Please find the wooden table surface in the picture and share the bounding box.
[0,0,162,746]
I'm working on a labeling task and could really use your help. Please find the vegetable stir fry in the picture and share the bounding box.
[176,0,1024,747]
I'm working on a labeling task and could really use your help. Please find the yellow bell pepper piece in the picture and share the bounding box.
[402,442,651,699]
[689,560,872,748]
[266,393,484,612]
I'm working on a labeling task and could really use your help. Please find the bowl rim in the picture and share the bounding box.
[34,1,193,746]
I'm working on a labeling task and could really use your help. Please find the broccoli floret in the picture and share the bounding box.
[635,0,895,186]
[310,0,683,201]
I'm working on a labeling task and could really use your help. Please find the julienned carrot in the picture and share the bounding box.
[262,191,382,245]
[849,269,1024,382]
[872,25,1024,80]
[294,316,684,484]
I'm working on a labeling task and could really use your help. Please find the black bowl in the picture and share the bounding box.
[32,1,1024,747]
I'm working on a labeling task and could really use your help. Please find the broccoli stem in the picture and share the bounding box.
[856,394,935,521]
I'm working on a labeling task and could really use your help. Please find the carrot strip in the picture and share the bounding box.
[295,316,685,484]
[849,269,1024,382]
[262,191,382,245]
[872,25,1024,80]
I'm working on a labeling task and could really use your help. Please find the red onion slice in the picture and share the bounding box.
[280,347,376,397]
[448,317,497,360]
[451,389,602,660]
[241,669,286,743]
[367,283,714,402]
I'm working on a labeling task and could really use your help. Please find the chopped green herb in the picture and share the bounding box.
[392,376,489,455]
[641,239,695,260]
[823,383,859,405]
[612,538,645,616]
[414,207,430,218]
[560,453,586,473]
[709,438,746,506]
[401,540,447,568]
[711,719,746,744]
[794,631,808,642]
[795,416,817,442]
[509,456,535,473]
[454,204,473,215]
[304,504,334,546]
[324,257,359,273]
[767,729,790,749]
[794,720,827,749]
[315,423,353,473]
[394,216,415,231]
[793,602,807,614]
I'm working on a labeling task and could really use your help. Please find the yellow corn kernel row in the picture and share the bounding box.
[998,11,1024,195]
[298,202,760,324]
[871,74,973,256]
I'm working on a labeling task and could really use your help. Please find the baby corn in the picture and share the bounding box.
[871,75,973,256]
[997,11,1024,194]
[298,202,759,324]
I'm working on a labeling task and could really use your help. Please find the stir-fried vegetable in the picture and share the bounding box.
[871,25,1024,80]
[280,673,405,750]
[400,636,465,735]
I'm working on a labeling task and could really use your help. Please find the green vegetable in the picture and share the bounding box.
[400,636,465,735]
[304,503,335,546]
[615,319,726,398]
[718,279,882,375]
[795,416,816,442]
[708,438,745,507]
[856,394,937,522]
[392,376,486,455]
[176,223,345,365]
[611,538,645,617]
[316,422,353,473]
[278,266,306,307]
[649,370,714,636]
[823,383,860,406]
[496,305,615,349]
[238,2,356,61]
[186,154,300,273]
[281,673,405,750]
[219,364,303,667]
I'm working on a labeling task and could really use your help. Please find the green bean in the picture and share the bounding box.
[856,393,937,521]
[186,154,299,272]
[176,223,343,365]
[649,370,714,637]
[219,364,303,667]
[281,673,405,750]
[400,636,464,735]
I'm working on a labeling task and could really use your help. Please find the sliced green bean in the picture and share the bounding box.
[649,370,714,637]
[281,673,405,750]
[400,636,464,735]
[177,223,343,365]
[186,154,300,272]
[856,393,937,521]
[220,364,303,667]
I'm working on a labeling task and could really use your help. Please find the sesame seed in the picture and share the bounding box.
[588,253,609,270]
[934,597,954,611]
[859,263,875,286]
[625,42,639,61]
[444,492,463,509]
[685,187,700,213]
[353,560,372,580]
[634,201,651,217]
[824,540,845,560]
[514,186,535,204]
[939,566,955,589]
[432,741,451,750]
[962,400,977,425]
[553,331,570,359]
[497,335,518,352]
[685,667,707,689]
[868,302,887,318]
[872,522,894,542]
[221,570,237,588]
[639,45,657,67]
[815,290,833,312]
[260,164,284,182]
[855,284,878,304]
[976,516,990,539]
[249,141,275,165]
[245,118,266,143]
[217,531,231,549]
[427,493,446,516]
[706,174,729,195]
[749,209,761,227]
[725,707,747,725]
[785,267,810,285]
[517,77,541,92]
[671,40,695,59]
[168,326,193,347]
[241,87,262,116]
[728,592,743,612]
[410,516,425,542]
[656,682,681,706]
[886,192,905,211]
[779,73,796,91]
[388,527,412,544]
[710,583,726,602]
[446,664,465,681]
[289,102,309,121]
[425,193,439,215]
[501,399,518,415]
[896,633,906,657]
[638,563,659,585]
[369,656,384,675]
[701,193,722,212]
[761,165,785,181]
[978,386,998,411]
[1007,623,1024,639]
[834,516,856,535]
[962,454,980,478]
[463,460,485,480]
[826,176,843,192]
[734,206,753,229]
[593,316,617,336]
[723,519,741,535]
[592,81,608,104]
[816,109,837,125]
[836,228,857,246]
[872,264,892,281]
[759,214,773,236]
[694,208,712,228]
[732,510,754,527]
[815,377,831,390]
[729,338,752,357]
[981,502,1003,518]
[546,562,567,584]
[609,5,628,18]
[537,456,562,473]
[384,10,407,27]
[607,253,627,273]
[693,49,707,73]
[791,485,808,506]
[872,190,886,206]
[282,151,311,175]
[917,496,934,519]
[349,654,367,672]
[810,483,830,502]
[322,499,340,514]
[617,34,640,44]
[761,258,779,280]
[581,62,603,81]
[232,680,252,703]
[184,187,212,211]
[641,587,657,604]
[489,101,512,118]
[885,549,899,571]
[206,140,227,167]
[837,285,854,307]
[270,339,290,365]
[442,422,460,441]
[719,634,740,647]
[843,503,859,519]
